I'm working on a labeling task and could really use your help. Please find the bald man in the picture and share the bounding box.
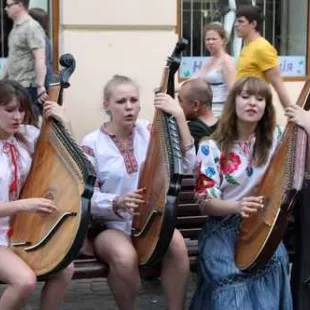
[178,78,218,152]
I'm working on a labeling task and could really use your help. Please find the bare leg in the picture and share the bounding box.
[0,247,36,310]
[161,230,189,310]
[94,229,140,310]
[40,263,74,310]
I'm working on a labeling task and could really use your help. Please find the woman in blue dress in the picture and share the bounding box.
[190,76,310,310]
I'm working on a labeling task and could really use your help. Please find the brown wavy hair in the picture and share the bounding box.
[211,77,276,166]
[0,80,35,146]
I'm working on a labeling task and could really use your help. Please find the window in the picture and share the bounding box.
[0,1,13,59]
[179,0,309,78]
[0,0,59,75]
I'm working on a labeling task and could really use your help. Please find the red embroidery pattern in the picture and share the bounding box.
[219,152,241,174]
[111,136,138,174]
[3,142,19,201]
[3,142,21,238]
[81,145,95,157]
[101,125,138,174]
[196,173,215,195]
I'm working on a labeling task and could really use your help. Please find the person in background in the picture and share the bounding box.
[29,7,54,90]
[3,0,48,125]
[197,23,235,117]
[178,78,218,152]
[235,5,290,108]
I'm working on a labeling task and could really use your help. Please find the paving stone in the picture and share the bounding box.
[0,273,197,309]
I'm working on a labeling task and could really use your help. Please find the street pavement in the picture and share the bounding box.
[0,273,197,310]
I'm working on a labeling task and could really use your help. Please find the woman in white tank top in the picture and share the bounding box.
[198,23,235,117]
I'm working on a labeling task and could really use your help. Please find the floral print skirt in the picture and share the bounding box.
[190,216,292,310]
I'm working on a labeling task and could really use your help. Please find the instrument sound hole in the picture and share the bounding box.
[44,188,56,201]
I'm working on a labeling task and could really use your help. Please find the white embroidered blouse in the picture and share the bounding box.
[0,125,39,246]
[81,119,196,235]
[195,125,283,206]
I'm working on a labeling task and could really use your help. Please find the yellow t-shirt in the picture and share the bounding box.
[236,37,279,82]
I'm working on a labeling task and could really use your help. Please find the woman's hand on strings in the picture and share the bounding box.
[43,101,69,126]
[17,198,58,215]
[285,105,310,134]
[235,196,264,218]
[114,188,146,215]
[37,86,48,105]
[154,93,184,118]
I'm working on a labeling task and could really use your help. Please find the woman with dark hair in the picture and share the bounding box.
[0,79,73,309]
[28,7,54,90]
[190,77,295,309]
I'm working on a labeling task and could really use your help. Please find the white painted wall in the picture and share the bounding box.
[60,0,178,141]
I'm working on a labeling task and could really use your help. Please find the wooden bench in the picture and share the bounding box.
[72,174,206,280]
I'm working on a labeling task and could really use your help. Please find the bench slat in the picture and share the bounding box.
[179,228,202,239]
[176,215,207,228]
[177,203,200,216]
[177,190,196,202]
[180,178,196,190]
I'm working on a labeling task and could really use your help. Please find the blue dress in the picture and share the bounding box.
[190,127,292,309]
[190,216,292,310]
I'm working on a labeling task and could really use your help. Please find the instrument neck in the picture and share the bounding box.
[39,83,61,131]
[153,66,170,122]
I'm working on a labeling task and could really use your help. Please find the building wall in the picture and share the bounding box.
[60,0,178,141]
[60,0,303,141]
[272,81,305,125]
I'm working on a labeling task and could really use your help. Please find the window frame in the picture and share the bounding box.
[52,0,60,73]
[176,0,310,81]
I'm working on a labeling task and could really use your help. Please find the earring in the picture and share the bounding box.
[105,110,112,119]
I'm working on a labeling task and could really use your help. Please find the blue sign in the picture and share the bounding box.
[180,56,306,78]
[0,58,7,78]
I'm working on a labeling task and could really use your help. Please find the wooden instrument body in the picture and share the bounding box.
[132,110,182,265]
[235,82,310,271]
[10,56,95,277]
[132,39,188,265]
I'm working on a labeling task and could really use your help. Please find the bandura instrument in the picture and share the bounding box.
[132,39,188,265]
[235,80,310,271]
[10,54,96,277]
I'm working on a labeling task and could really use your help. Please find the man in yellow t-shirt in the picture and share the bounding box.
[237,36,278,82]
[235,5,290,108]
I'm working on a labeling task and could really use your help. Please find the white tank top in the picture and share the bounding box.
[203,66,228,103]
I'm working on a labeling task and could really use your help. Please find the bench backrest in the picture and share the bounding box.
[176,175,207,240]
